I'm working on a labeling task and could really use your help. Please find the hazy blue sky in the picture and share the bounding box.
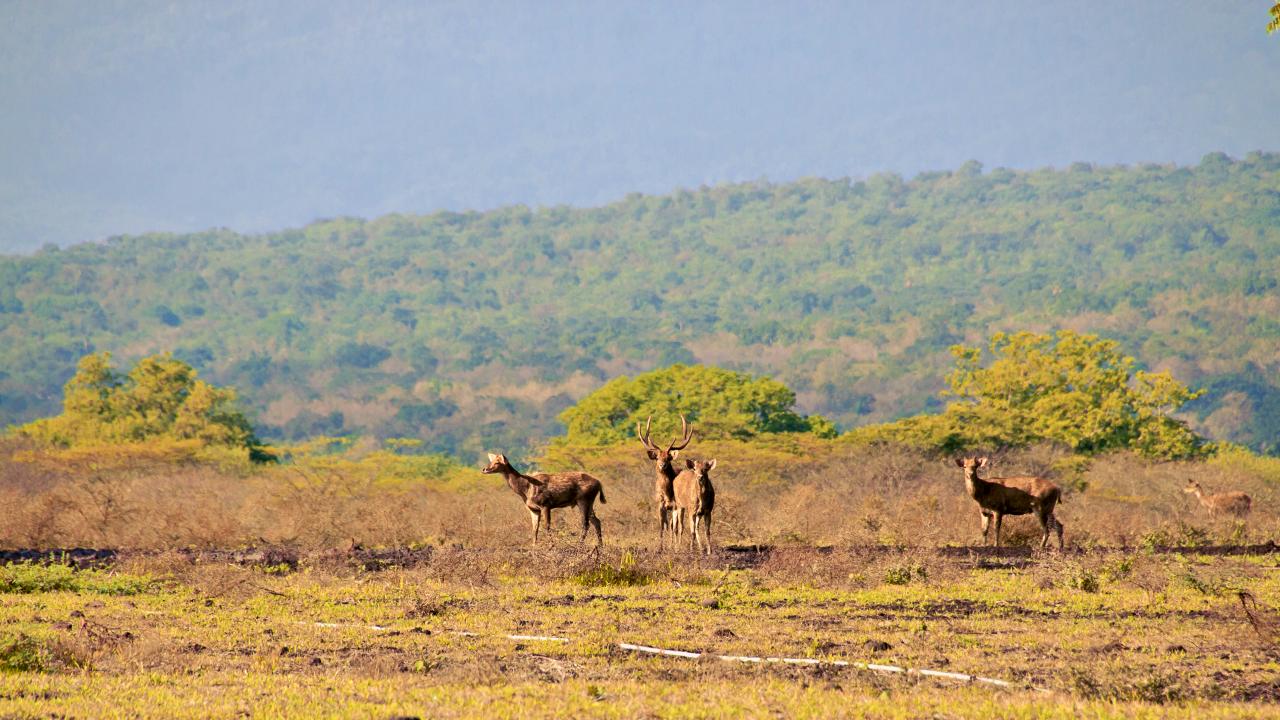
[2,1,1277,252]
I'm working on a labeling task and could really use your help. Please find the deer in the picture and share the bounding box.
[636,414,694,549]
[955,456,1063,550]
[673,457,716,555]
[1184,480,1251,519]
[481,453,606,546]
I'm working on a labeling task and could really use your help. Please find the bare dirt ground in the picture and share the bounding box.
[2,543,1279,718]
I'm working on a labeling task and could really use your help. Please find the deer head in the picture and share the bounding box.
[483,453,543,485]
[636,415,693,472]
[684,457,717,483]
[954,456,989,480]
[1183,479,1202,495]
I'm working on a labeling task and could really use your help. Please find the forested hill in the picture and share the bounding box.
[3,153,1279,458]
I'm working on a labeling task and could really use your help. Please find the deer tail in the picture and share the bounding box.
[598,486,607,504]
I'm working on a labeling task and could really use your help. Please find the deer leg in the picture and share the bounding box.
[993,513,1003,548]
[579,501,591,541]
[591,510,603,546]
[528,507,541,546]
[703,515,713,556]
[979,511,992,544]
[1053,515,1064,550]
[658,504,668,550]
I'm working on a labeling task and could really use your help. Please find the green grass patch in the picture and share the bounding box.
[0,562,153,596]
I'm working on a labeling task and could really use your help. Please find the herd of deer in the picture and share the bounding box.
[481,419,1254,552]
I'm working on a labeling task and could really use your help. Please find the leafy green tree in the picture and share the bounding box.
[856,331,1207,459]
[16,352,268,460]
[557,363,836,445]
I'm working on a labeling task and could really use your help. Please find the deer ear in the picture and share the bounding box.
[953,458,964,467]
[671,450,679,460]
[646,450,657,460]
[978,457,989,467]
[707,458,716,471]
[487,453,498,462]
[526,475,543,486]
[685,458,695,469]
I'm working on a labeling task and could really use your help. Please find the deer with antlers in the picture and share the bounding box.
[673,457,717,555]
[636,415,694,549]
[481,453,606,546]
[1184,480,1251,519]
[955,456,1063,549]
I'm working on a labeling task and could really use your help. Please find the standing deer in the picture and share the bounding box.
[481,453,607,546]
[1184,480,1251,519]
[673,458,716,555]
[636,415,694,549]
[955,457,1063,549]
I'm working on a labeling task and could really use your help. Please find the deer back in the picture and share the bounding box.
[969,475,1059,515]
[1210,491,1252,517]
[526,471,601,510]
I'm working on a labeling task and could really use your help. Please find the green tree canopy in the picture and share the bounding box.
[15,352,269,460]
[855,330,1207,459]
[557,364,837,445]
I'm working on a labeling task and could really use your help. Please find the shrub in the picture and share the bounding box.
[573,551,651,587]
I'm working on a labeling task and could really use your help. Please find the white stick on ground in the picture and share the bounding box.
[302,622,1036,692]
[617,642,1040,691]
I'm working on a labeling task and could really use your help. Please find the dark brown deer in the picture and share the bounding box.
[636,415,693,549]
[482,453,606,546]
[1184,480,1251,519]
[673,458,716,555]
[955,456,1063,549]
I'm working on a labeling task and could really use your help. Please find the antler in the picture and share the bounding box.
[636,416,657,451]
[667,414,693,452]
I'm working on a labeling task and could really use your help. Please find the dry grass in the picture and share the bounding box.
[1,438,1277,552]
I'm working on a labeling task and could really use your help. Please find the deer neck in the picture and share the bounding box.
[499,467,535,499]
[651,465,674,504]
[656,463,677,486]
[964,471,995,500]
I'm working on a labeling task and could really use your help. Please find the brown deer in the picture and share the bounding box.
[673,458,716,555]
[955,457,1063,549]
[482,453,606,545]
[1184,480,1251,519]
[636,414,693,549]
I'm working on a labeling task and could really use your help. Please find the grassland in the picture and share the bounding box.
[1,544,1278,719]
[2,440,1279,717]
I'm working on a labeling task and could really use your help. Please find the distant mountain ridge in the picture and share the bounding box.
[2,154,1279,458]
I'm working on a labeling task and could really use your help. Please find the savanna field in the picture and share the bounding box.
[6,5,1280,718]
[3,432,1280,719]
